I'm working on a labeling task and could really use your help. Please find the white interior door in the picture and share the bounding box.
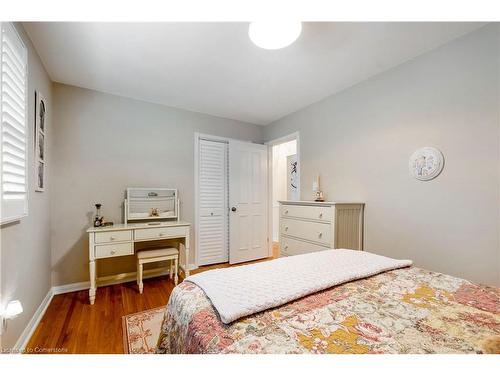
[197,139,229,266]
[229,140,268,264]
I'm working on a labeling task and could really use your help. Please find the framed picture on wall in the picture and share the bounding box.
[287,154,299,200]
[35,90,46,192]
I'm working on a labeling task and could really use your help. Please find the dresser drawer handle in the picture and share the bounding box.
[284,245,289,249]
[318,213,323,218]
[110,236,116,241]
[284,226,289,232]
[110,250,116,255]
[284,209,289,214]
[159,233,165,237]
[318,232,323,238]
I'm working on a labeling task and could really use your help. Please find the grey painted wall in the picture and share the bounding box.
[264,24,500,286]
[50,83,263,286]
[0,24,53,349]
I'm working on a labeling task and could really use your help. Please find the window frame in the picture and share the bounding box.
[0,22,29,225]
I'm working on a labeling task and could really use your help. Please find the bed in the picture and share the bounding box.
[156,251,499,354]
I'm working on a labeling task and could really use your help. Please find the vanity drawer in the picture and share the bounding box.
[95,242,133,259]
[281,204,332,222]
[280,236,330,257]
[281,218,331,246]
[95,230,132,244]
[134,226,187,241]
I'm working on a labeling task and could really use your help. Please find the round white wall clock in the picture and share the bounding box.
[409,147,444,181]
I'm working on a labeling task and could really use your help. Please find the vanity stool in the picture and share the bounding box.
[136,247,179,293]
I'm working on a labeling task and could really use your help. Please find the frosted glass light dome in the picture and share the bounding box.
[248,21,302,50]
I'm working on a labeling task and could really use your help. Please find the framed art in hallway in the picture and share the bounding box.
[34,90,46,191]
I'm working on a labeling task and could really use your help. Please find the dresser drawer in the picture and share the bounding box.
[134,226,187,241]
[281,218,331,246]
[280,236,330,257]
[281,204,332,222]
[95,230,132,244]
[95,242,133,259]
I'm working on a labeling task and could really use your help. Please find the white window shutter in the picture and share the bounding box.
[0,22,28,224]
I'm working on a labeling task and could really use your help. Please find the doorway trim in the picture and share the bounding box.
[265,131,301,257]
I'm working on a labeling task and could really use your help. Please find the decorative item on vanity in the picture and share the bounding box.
[312,175,325,202]
[34,91,47,192]
[409,147,444,181]
[93,204,103,227]
[93,203,113,227]
[279,201,364,257]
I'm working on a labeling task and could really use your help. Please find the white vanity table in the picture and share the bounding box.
[87,188,190,305]
[87,221,190,304]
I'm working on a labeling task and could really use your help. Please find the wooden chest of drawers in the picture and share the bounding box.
[279,201,364,257]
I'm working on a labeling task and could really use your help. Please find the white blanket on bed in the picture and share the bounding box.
[186,249,412,324]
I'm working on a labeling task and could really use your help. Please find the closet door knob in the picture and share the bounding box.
[231,207,237,212]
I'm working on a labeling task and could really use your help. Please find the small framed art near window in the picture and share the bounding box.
[0,22,29,224]
[35,91,46,192]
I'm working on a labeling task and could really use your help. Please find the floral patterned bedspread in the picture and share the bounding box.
[156,267,499,354]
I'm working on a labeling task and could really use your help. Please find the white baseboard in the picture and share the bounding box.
[51,281,89,295]
[13,288,54,352]
[52,267,172,295]
[180,263,198,272]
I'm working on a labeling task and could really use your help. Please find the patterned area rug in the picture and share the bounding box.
[122,306,165,354]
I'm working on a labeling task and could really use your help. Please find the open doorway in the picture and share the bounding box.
[268,133,300,258]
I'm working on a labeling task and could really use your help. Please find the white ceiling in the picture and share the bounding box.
[24,22,485,125]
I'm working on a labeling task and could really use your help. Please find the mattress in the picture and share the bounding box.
[156,266,500,354]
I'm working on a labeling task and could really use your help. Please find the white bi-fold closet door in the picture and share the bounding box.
[197,139,229,265]
[196,137,268,266]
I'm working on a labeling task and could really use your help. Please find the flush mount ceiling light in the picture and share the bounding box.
[248,21,302,50]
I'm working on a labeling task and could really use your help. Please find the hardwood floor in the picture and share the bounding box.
[27,243,280,354]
